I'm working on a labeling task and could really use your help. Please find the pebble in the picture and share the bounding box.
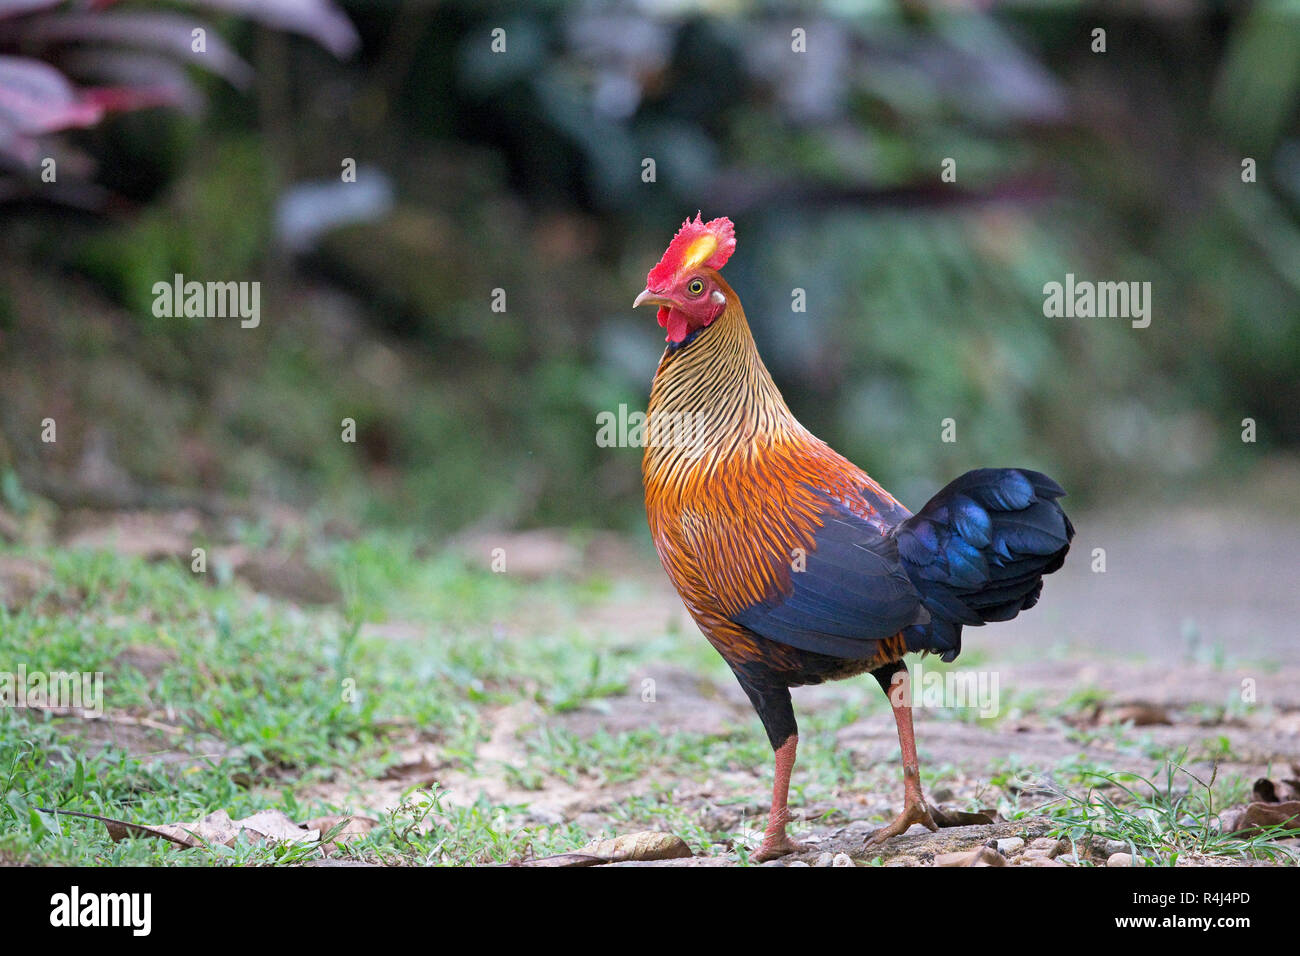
[815,852,834,867]
[997,837,1025,854]
[832,853,854,867]
[935,846,1006,867]
[788,861,810,867]
[1107,852,1135,867]
[972,846,1007,867]
[1103,840,1130,857]
[1028,837,1065,856]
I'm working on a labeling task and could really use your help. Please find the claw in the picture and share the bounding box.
[865,799,938,847]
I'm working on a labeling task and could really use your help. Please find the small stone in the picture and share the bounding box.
[787,860,810,867]
[1025,857,1065,867]
[1058,854,1078,865]
[997,837,1025,855]
[832,853,854,867]
[1103,839,1129,857]
[1107,852,1135,868]
[815,852,834,867]
[762,859,786,867]
[1029,837,1060,858]
[935,846,1005,867]
[973,846,1007,867]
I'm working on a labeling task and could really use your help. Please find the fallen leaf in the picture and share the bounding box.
[1221,801,1300,837]
[43,807,321,848]
[519,830,693,866]
[929,805,1002,828]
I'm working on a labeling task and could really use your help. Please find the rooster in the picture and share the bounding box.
[635,214,1073,862]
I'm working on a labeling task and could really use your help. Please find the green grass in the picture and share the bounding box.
[1044,762,1300,866]
[2,537,1294,867]
[0,534,753,864]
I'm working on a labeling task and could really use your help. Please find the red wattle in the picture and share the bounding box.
[664,309,691,344]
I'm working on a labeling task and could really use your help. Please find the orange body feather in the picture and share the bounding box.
[643,273,908,678]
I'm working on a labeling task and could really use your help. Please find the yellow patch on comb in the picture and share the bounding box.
[680,234,718,271]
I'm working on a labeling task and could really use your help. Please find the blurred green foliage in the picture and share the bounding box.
[2,2,1298,533]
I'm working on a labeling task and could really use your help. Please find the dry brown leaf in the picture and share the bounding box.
[39,808,195,848]
[929,805,1002,828]
[1222,801,1300,837]
[520,830,693,866]
[87,808,319,848]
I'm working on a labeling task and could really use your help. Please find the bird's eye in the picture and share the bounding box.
[687,278,704,296]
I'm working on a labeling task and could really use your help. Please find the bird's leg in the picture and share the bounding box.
[752,734,806,863]
[866,661,938,847]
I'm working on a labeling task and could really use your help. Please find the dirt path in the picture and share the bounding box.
[987,504,1300,660]
[322,505,1300,864]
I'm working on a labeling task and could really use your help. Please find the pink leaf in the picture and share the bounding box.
[172,0,359,58]
[19,12,255,87]
[0,56,104,136]
[60,49,205,114]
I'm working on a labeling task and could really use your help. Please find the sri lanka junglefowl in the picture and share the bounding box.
[636,214,1073,862]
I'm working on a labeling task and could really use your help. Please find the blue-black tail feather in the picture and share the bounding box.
[893,468,1073,661]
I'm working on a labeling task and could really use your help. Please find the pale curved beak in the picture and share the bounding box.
[633,288,675,310]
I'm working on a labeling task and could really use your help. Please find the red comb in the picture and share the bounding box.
[646,213,736,290]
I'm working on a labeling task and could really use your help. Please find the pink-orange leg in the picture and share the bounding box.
[867,670,938,846]
[751,735,806,862]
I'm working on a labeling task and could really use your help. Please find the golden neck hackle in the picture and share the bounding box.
[643,282,803,486]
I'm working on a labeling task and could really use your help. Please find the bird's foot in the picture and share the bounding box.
[864,798,938,848]
[751,833,808,863]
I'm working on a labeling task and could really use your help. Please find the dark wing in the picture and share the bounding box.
[730,494,928,659]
